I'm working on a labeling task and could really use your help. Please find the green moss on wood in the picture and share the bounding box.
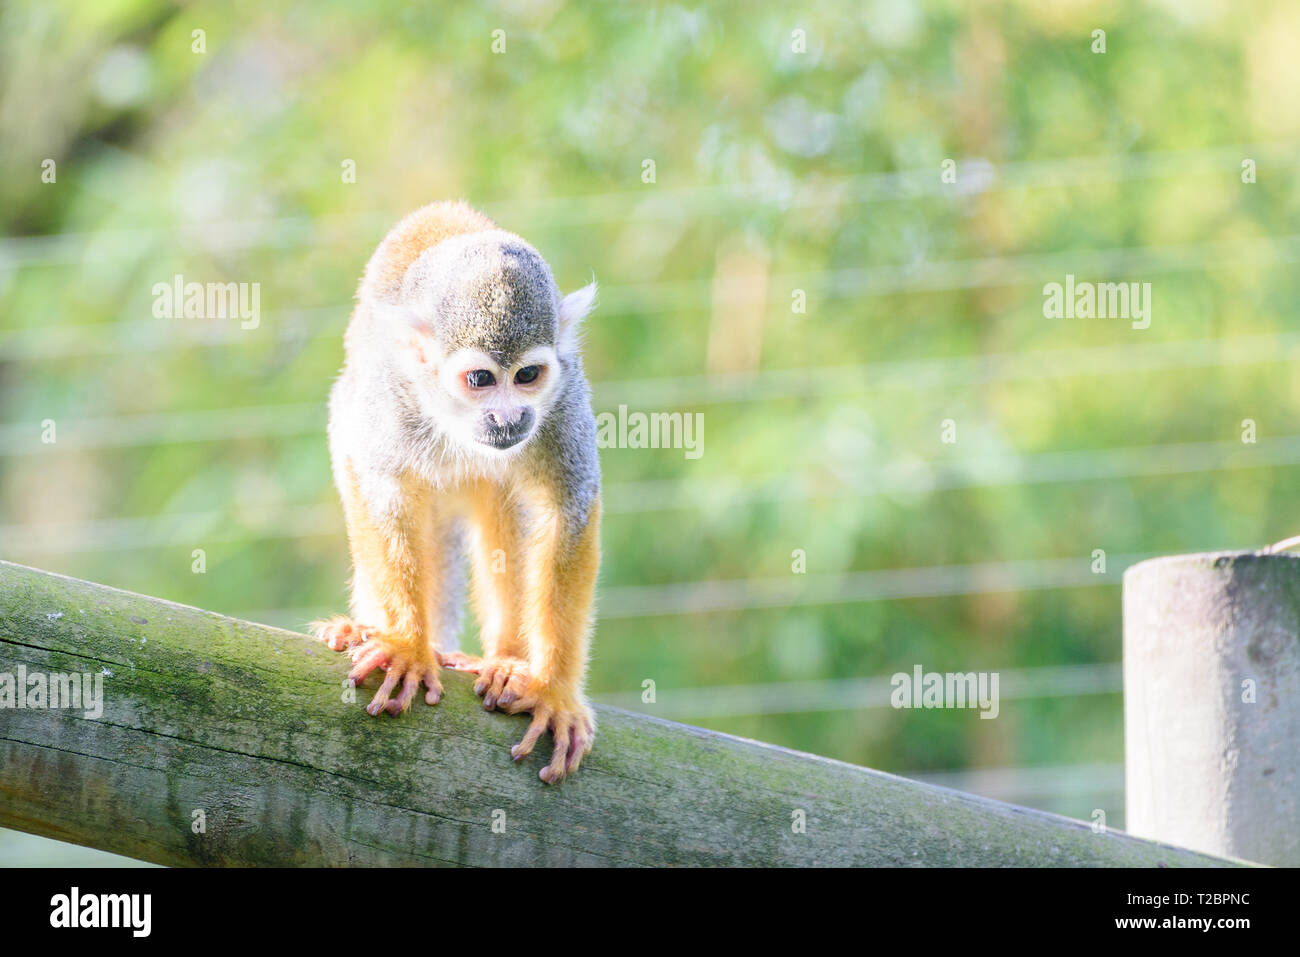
[0,560,1240,867]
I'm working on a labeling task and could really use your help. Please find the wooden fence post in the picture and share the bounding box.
[1124,551,1300,866]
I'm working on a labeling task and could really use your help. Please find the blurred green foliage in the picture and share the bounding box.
[3,0,1300,862]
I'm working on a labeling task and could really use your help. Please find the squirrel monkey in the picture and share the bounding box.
[314,201,601,782]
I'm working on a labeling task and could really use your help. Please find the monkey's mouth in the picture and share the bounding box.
[477,408,536,451]
[477,425,533,450]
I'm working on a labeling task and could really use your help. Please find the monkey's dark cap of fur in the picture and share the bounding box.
[404,230,561,363]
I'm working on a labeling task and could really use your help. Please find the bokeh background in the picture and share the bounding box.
[3,0,1300,864]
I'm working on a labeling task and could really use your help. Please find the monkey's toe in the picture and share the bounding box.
[381,664,442,715]
[509,697,595,783]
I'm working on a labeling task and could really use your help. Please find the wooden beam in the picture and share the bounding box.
[0,560,1236,866]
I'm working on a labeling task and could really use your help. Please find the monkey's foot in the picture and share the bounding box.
[469,656,532,711]
[311,615,372,652]
[347,633,442,716]
[503,689,596,783]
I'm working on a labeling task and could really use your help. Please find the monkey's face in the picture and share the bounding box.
[435,343,563,453]
[378,230,597,457]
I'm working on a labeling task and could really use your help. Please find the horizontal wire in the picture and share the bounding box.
[591,553,1138,619]
[4,230,1300,364]
[600,332,1300,409]
[603,434,1300,513]
[0,503,337,554]
[5,328,1300,455]
[2,432,1295,551]
[591,662,1122,718]
[1,142,1289,271]
[100,553,1145,629]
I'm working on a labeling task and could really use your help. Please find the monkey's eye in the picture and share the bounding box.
[514,365,541,385]
[466,370,496,389]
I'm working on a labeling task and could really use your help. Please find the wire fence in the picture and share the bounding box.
[3,144,1294,820]
[591,662,1122,718]
[2,431,1295,554]
[216,552,1134,631]
[5,329,1300,455]
[2,142,1291,271]
[5,230,1299,365]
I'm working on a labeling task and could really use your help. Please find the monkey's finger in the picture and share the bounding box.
[490,667,511,697]
[437,651,482,673]
[348,645,388,684]
[422,666,443,705]
[313,616,363,652]
[385,671,422,715]
[499,682,541,714]
[495,670,530,709]
[511,709,551,762]
[348,642,388,673]
[483,667,512,709]
[499,694,539,714]
[366,669,403,716]
[311,618,339,648]
[540,722,572,783]
[349,640,388,667]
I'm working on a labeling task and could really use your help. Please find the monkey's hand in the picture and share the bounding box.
[345,631,443,717]
[440,652,537,713]
[313,615,373,652]
[460,655,531,711]
[501,686,595,783]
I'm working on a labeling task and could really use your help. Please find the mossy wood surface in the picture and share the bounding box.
[0,560,1235,866]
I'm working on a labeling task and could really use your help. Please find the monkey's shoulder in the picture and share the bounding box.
[527,373,601,498]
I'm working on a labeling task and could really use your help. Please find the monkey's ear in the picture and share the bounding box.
[557,280,597,354]
[370,301,434,337]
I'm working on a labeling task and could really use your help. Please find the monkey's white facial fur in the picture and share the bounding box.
[438,344,561,452]
[371,280,595,457]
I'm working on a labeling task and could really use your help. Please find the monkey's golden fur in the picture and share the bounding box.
[315,201,601,782]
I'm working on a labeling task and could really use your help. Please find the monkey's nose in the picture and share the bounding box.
[480,407,537,449]
[486,408,526,429]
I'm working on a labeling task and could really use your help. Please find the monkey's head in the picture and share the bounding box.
[376,229,597,455]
